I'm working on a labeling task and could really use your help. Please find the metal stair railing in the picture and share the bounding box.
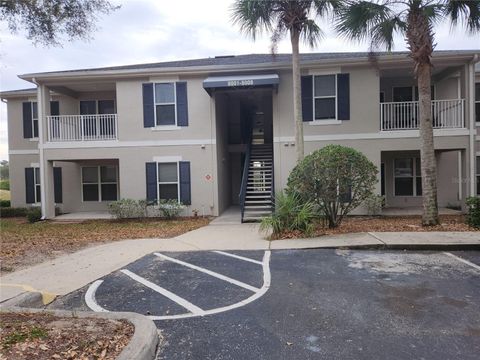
[239,122,254,223]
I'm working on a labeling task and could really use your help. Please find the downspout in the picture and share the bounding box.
[468,55,478,198]
[31,77,47,219]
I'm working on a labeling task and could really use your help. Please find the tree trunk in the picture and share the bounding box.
[417,63,439,225]
[290,28,304,163]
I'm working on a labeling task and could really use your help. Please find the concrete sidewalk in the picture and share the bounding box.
[1,221,479,303]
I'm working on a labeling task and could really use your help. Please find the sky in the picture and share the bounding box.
[0,0,479,161]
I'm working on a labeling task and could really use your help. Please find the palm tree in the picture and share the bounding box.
[335,0,480,226]
[231,0,340,163]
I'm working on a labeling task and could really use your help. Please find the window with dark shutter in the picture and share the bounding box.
[145,162,158,202]
[179,161,191,205]
[143,83,155,128]
[23,102,33,139]
[337,73,350,120]
[301,76,313,122]
[25,168,35,204]
[176,82,189,126]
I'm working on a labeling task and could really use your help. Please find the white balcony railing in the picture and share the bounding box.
[47,114,118,142]
[380,99,465,131]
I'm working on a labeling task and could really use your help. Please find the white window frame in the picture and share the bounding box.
[33,167,41,204]
[476,156,480,195]
[313,74,337,122]
[156,161,180,202]
[153,82,177,127]
[475,82,479,126]
[81,165,118,202]
[30,102,39,139]
[393,157,422,197]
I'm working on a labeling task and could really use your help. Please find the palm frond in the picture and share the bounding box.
[300,19,324,48]
[371,15,406,51]
[444,0,480,33]
[335,0,396,43]
[230,0,277,40]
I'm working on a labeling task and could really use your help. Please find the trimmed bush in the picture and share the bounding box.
[0,207,28,218]
[287,145,378,228]
[466,196,480,228]
[26,207,42,223]
[158,199,185,219]
[0,200,11,208]
[260,191,318,238]
[108,199,147,219]
[0,179,9,190]
[364,194,384,216]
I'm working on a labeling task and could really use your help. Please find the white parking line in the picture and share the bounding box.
[212,251,263,265]
[85,280,109,312]
[150,250,271,320]
[444,252,480,271]
[154,252,261,292]
[120,269,206,316]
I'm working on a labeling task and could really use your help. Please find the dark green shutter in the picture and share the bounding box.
[50,101,60,116]
[143,83,155,128]
[25,168,35,204]
[176,82,189,126]
[53,167,62,203]
[146,162,157,203]
[23,102,33,138]
[301,76,313,121]
[337,73,350,120]
[179,161,191,205]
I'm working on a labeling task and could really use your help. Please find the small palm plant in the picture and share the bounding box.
[335,0,480,226]
[260,191,318,238]
[231,0,341,163]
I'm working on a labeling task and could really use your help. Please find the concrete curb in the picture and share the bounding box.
[0,292,159,360]
[281,243,480,251]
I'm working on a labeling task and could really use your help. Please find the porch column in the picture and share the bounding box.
[37,83,55,218]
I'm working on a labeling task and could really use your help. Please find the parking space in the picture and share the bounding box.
[49,249,480,359]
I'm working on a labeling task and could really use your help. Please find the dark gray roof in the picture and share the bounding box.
[23,50,478,75]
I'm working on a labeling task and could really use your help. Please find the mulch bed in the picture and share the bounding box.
[0,312,134,360]
[0,217,210,272]
[272,215,479,239]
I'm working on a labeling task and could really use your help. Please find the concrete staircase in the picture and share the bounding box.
[242,144,274,222]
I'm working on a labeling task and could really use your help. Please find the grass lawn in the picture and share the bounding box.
[0,189,10,200]
[0,217,210,272]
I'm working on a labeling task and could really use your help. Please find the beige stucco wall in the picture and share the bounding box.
[8,154,39,208]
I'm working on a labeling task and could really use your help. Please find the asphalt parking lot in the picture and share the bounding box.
[50,249,480,359]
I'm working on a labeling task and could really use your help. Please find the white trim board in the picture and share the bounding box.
[152,155,182,162]
[9,149,40,155]
[274,129,470,143]
[43,139,216,149]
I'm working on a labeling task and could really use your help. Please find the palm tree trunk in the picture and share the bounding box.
[290,28,304,163]
[417,62,439,225]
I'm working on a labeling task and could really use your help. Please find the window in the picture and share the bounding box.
[82,166,118,201]
[157,162,179,201]
[477,156,480,195]
[475,83,479,124]
[394,158,422,196]
[154,83,176,126]
[31,102,38,138]
[34,167,41,203]
[79,100,115,115]
[314,75,336,120]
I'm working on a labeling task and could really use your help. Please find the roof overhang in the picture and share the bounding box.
[203,73,279,95]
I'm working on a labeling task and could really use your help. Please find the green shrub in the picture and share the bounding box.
[364,194,384,216]
[260,191,317,238]
[0,200,11,208]
[158,199,185,219]
[466,196,480,228]
[26,207,42,223]
[0,180,9,190]
[287,145,378,228]
[0,207,28,217]
[108,199,147,219]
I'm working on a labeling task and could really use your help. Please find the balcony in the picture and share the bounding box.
[380,99,465,131]
[47,114,118,142]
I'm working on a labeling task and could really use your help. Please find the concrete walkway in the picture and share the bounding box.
[1,220,479,304]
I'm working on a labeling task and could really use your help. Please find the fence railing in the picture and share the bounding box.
[380,99,465,131]
[47,114,118,141]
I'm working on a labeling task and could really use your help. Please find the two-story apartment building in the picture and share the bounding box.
[2,50,479,221]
